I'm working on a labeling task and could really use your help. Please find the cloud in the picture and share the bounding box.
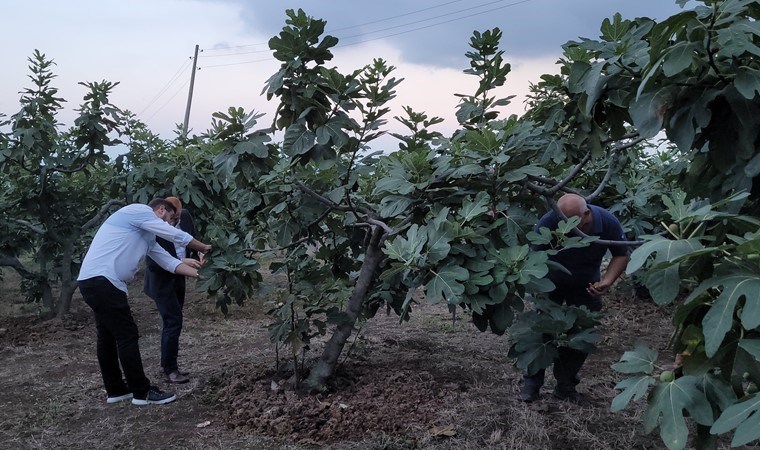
[224,0,683,65]
[1,0,686,147]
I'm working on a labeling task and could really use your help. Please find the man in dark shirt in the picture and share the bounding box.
[520,193,629,403]
[144,197,201,384]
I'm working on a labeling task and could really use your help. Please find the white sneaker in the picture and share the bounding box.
[106,392,133,404]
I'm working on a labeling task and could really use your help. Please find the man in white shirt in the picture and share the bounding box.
[78,198,212,406]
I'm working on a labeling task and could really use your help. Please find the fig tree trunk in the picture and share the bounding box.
[305,228,385,391]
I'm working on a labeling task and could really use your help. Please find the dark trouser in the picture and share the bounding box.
[523,285,602,393]
[154,278,185,375]
[78,277,151,398]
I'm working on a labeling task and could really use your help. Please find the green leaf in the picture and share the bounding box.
[566,328,600,353]
[463,128,500,153]
[425,263,469,303]
[372,157,415,196]
[700,373,738,411]
[630,88,673,138]
[488,301,515,335]
[600,13,630,41]
[516,252,549,285]
[627,236,703,274]
[611,341,658,374]
[612,375,655,412]
[379,195,413,218]
[662,42,699,77]
[686,272,760,356]
[711,394,760,447]
[283,123,316,156]
[644,265,681,305]
[384,224,427,264]
[739,339,760,361]
[213,151,239,180]
[459,191,489,223]
[734,67,760,99]
[508,320,558,377]
[644,376,714,450]
[426,224,454,264]
[745,153,760,178]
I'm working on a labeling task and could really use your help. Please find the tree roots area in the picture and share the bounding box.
[0,272,731,450]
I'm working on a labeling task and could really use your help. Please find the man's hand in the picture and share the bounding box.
[175,262,200,278]
[587,280,612,297]
[182,258,202,269]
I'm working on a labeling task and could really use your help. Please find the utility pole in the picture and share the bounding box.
[182,44,199,138]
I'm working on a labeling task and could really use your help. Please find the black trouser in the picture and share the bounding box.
[523,285,602,393]
[79,277,151,398]
[154,277,185,375]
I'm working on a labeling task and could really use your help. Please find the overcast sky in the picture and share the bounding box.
[1,0,686,151]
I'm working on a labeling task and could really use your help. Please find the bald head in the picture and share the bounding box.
[557,194,593,232]
[557,194,587,218]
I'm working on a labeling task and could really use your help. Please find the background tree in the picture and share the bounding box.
[0,50,125,317]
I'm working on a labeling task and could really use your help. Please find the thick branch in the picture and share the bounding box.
[357,218,394,234]
[547,151,593,195]
[15,219,46,235]
[293,179,388,226]
[525,177,583,196]
[81,199,126,232]
[587,135,647,201]
[0,255,33,278]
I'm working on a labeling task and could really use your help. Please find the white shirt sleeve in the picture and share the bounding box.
[138,216,193,248]
[147,241,183,273]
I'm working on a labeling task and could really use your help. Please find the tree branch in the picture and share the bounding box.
[81,199,126,232]
[546,151,593,195]
[525,176,583,196]
[0,255,33,278]
[15,219,46,235]
[587,135,647,201]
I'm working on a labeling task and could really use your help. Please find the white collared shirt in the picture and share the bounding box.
[78,204,193,293]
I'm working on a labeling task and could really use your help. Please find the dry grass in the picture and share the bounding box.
[0,272,754,449]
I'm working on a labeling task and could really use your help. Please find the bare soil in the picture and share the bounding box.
[0,271,751,449]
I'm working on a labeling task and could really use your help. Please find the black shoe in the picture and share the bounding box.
[165,370,190,384]
[519,382,540,403]
[552,388,588,405]
[132,386,176,405]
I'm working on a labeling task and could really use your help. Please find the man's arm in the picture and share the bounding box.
[587,255,629,296]
[175,261,201,278]
[187,238,211,254]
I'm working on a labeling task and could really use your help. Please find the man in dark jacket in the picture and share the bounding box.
[144,197,202,384]
[520,193,629,404]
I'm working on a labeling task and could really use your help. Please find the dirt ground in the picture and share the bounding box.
[0,270,752,450]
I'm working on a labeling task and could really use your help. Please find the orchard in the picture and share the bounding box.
[1,1,759,449]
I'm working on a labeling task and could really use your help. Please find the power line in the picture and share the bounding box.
[339,0,521,41]
[138,58,192,117]
[202,0,486,58]
[199,0,532,69]
[144,78,191,123]
[202,0,467,53]
[340,0,532,46]
[328,0,465,33]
